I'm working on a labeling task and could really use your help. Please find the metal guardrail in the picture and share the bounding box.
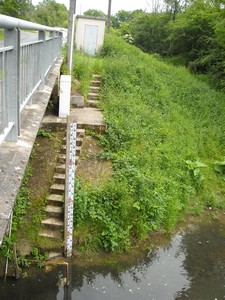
[0,14,63,144]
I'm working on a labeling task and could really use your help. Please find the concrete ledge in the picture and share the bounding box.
[0,55,64,247]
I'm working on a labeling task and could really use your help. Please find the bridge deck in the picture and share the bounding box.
[0,56,63,246]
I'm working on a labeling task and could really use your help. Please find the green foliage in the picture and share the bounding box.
[72,51,103,97]
[0,0,32,20]
[32,0,68,27]
[37,129,53,139]
[214,160,225,181]
[112,9,144,29]
[73,34,225,252]
[130,12,171,55]
[12,165,32,233]
[186,160,207,190]
[0,30,4,41]
[83,9,105,17]
[111,1,225,89]
[0,237,14,261]
[30,248,47,268]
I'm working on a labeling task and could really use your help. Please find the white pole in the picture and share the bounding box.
[66,0,76,73]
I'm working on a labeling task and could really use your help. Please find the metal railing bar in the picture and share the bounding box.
[0,14,60,32]
[21,40,42,47]
[20,80,41,112]
[0,122,14,145]
[0,46,14,53]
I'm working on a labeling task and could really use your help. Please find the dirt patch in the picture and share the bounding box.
[28,130,64,200]
[15,129,65,251]
[76,135,113,187]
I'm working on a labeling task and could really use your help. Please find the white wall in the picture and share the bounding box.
[75,16,106,55]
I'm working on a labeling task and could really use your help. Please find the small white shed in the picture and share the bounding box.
[75,15,106,56]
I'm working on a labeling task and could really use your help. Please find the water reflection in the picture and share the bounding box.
[57,234,190,300]
[1,219,225,300]
[175,223,225,299]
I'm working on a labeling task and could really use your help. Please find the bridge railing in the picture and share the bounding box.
[0,14,63,144]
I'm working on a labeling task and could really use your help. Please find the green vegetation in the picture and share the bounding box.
[0,0,68,27]
[0,30,4,41]
[37,129,53,139]
[83,9,105,17]
[113,1,225,90]
[32,0,68,28]
[0,0,31,19]
[73,34,225,253]
[73,51,102,97]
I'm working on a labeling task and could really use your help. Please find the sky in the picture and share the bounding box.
[32,0,162,15]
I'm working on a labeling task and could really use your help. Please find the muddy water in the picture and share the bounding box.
[1,217,225,300]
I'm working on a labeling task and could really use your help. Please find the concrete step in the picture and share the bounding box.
[39,228,62,239]
[50,183,65,195]
[86,100,100,108]
[90,80,100,87]
[58,155,79,165]
[76,146,82,156]
[47,252,62,260]
[92,74,101,80]
[88,93,99,100]
[41,217,64,229]
[59,150,81,160]
[61,145,81,155]
[90,86,100,93]
[47,194,64,206]
[54,173,65,184]
[64,128,85,138]
[76,137,83,147]
[77,128,85,138]
[63,136,83,147]
[45,205,63,218]
[61,145,67,154]
[58,154,66,164]
[55,164,66,174]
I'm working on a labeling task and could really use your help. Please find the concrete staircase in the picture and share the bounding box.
[38,128,85,251]
[86,74,101,107]
[38,74,103,258]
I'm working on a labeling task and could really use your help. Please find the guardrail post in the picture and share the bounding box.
[38,30,46,90]
[4,28,20,141]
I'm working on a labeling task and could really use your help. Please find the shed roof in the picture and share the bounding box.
[76,15,107,22]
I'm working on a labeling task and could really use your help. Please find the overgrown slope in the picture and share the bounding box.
[73,34,225,252]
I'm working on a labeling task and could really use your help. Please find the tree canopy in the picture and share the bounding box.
[83,9,105,17]
[0,0,31,19]
[0,0,68,27]
[33,0,68,27]
[112,0,225,89]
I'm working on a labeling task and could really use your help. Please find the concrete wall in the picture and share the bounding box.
[75,15,106,55]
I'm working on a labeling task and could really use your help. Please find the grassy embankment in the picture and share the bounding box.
[72,34,225,253]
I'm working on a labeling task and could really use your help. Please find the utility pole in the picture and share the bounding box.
[66,0,76,73]
[106,0,112,33]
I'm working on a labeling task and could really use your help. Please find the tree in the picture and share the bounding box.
[130,12,171,54]
[83,9,105,17]
[32,0,68,27]
[164,0,189,20]
[0,0,32,19]
[112,9,144,28]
